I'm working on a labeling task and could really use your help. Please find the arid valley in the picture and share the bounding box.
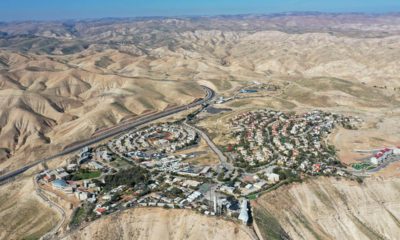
[1,13,400,240]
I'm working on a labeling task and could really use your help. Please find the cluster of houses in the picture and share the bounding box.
[227,109,360,176]
[36,147,110,203]
[33,96,400,232]
[140,153,212,177]
[40,120,292,227]
[36,111,369,229]
[106,122,219,189]
[38,141,253,227]
[370,147,400,165]
[217,168,280,197]
[38,169,102,203]
[109,123,198,158]
[64,160,250,225]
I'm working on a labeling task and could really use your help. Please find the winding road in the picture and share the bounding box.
[33,176,66,240]
[0,85,215,184]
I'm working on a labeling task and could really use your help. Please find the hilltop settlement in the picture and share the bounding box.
[36,108,390,229]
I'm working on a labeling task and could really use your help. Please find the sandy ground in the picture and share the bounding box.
[0,177,60,240]
[178,137,220,166]
[329,112,400,166]
[254,177,400,240]
[1,16,400,240]
[62,208,254,240]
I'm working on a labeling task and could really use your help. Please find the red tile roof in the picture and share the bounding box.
[96,207,107,214]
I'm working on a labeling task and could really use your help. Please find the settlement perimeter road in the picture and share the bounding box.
[33,176,66,240]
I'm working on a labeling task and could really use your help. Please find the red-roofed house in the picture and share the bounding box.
[312,163,321,173]
[95,207,107,215]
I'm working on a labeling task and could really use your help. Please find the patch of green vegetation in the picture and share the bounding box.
[164,187,185,198]
[211,79,232,91]
[103,166,150,191]
[247,194,258,200]
[366,165,376,170]
[69,207,85,227]
[71,169,101,180]
[273,167,300,182]
[352,162,372,170]
[69,203,97,228]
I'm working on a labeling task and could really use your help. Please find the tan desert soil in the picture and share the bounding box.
[62,208,253,240]
[0,177,60,240]
[1,15,400,240]
[254,177,400,240]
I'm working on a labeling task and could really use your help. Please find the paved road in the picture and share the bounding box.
[0,86,215,184]
[33,176,66,240]
[183,122,234,171]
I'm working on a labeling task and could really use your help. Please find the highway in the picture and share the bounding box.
[0,85,215,184]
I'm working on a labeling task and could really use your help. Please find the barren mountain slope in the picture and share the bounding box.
[1,14,400,240]
[2,24,400,170]
[0,177,60,240]
[0,49,203,170]
[62,208,253,240]
[254,177,400,240]
[2,14,400,170]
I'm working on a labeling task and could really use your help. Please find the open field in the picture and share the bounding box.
[329,111,400,166]
[178,137,220,166]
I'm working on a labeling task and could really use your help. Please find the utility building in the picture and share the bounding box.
[238,199,249,224]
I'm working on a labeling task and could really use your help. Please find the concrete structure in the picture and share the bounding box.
[238,199,249,224]
[254,180,267,189]
[393,147,400,155]
[266,173,280,183]
[52,179,68,190]
[370,157,379,165]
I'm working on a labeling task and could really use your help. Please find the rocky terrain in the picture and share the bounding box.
[62,208,254,240]
[254,177,400,240]
[0,177,61,240]
[1,13,400,240]
[1,13,400,171]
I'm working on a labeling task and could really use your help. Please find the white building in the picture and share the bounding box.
[254,180,267,189]
[393,147,400,155]
[266,173,280,183]
[238,199,249,224]
[75,191,88,201]
[370,157,379,165]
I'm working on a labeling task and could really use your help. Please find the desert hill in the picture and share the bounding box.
[254,177,400,240]
[0,13,400,240]
[0,48,203,170]
[62,208,254,240]
[1,15,400,171]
